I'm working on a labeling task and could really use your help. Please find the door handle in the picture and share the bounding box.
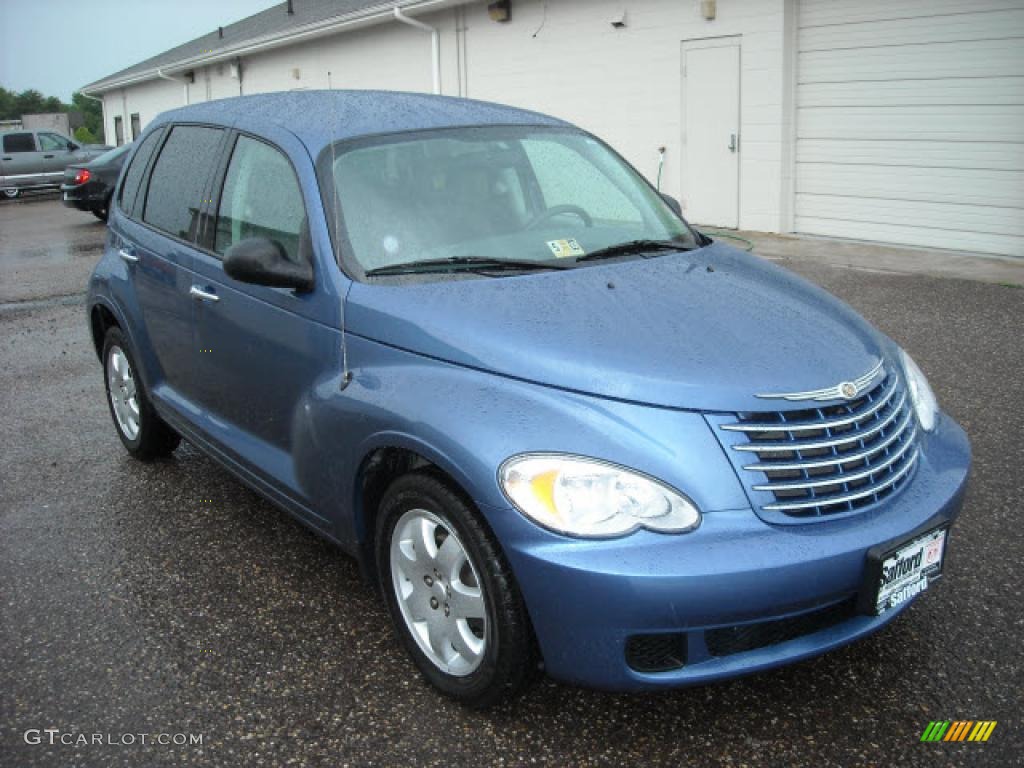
[118,249,139,263]
[190,285,220,302]
[728,134,738,153]
[2,156,12,161]
[43,154,55,159]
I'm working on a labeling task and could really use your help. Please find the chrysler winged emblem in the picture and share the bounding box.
[757,360,884,402]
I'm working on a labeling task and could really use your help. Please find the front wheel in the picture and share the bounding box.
[102,327,180,459]
[377,473,536,707]
[2,188,19,200]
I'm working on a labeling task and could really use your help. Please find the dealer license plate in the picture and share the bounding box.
[870,527,946,615]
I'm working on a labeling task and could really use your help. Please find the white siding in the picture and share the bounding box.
[103,78,184,144]
[794,0,1024,256]
[461,0,790,232]
[111,1,791,232]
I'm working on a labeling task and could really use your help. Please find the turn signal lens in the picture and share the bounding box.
[899,349,939,432]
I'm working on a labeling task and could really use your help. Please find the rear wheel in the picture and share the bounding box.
[2,188,19,199]
[102,327,180,459]
[92,194,111,221]
[377,473,536,708]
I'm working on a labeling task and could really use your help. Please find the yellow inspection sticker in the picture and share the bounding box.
[546,238,585,258]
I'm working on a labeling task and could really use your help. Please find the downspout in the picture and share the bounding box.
[157,68,190,105]
[393,6,440,94]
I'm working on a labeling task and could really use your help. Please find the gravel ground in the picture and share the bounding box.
[1,197,1022,767]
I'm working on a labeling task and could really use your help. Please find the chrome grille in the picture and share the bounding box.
[717,369,919,521]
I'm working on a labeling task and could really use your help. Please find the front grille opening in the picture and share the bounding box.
[625,633,687,673]
[724,371,920,520]
[705,598,857,657]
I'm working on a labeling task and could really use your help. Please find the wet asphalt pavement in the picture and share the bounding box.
[1,195,1022,767]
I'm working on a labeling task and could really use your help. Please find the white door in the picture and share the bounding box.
[682,39,741,228]
[795,0,1024,257]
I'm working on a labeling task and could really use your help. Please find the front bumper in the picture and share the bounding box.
[482,413,970,690]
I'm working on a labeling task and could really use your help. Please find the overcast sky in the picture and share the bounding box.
[0,0,280,100]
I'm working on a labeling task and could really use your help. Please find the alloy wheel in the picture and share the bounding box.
[107,345,140,440]
[389,508,488,676]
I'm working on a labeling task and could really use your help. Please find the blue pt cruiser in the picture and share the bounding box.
[87,91,971,706]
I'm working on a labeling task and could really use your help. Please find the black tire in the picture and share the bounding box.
[2,188,19,200]
[102,326,180,459]
[376,472,537,708]
[91,204,108,222]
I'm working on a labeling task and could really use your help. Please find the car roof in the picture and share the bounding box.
[150,90,569,155]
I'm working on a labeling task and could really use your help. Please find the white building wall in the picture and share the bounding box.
[103,78,185,144]
[237,10,457,95]
[100,1,791,232]
[460,0,789,232]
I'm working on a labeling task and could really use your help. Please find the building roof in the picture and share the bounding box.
[82,0,469,94]
[148,90,566,154]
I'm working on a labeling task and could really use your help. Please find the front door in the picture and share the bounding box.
[681,38,741,228]
[191,130,339,513]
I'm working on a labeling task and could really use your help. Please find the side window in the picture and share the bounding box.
[38,133,68,152]
[114,116,124,146]
[214,135,306,264]
[119,128,164,217]
[143,125,223,241]
[2,133,36,153]
[521,138,643,225]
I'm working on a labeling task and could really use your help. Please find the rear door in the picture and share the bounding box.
[115,123,227,415]
[189,128,339,514]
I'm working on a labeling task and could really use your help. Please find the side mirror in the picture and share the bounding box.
[660,192,682,217]
[67,141,77,151]
[223,237,314,292]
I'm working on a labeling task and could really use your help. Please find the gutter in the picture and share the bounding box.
[393,7,440,94]
[80,0,471,96]
[157,68,190,105]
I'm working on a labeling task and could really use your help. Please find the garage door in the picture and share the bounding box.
[795,0,1024,256]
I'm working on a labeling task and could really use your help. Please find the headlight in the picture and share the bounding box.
[499,454,700,538]
[899,349,938,432]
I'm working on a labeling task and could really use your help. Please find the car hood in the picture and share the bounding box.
[344,242,892,412]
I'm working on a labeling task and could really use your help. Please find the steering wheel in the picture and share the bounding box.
[525,204,593,230]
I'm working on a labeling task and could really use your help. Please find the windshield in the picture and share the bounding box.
[91,143,132,165]
[320,126,697,278]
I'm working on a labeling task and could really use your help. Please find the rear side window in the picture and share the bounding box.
[119,129,164,217]
[214,135,307,263]
[143,125,223,241]
[3,133,35,153]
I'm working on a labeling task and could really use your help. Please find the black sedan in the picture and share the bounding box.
[61,143,132,221]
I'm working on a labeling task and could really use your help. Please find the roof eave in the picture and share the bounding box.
[81,0,474,95]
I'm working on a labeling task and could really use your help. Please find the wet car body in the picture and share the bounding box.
[85,91,971,700]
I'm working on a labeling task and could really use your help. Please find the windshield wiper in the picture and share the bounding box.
[365,256,572,277]
[574,239,691,263]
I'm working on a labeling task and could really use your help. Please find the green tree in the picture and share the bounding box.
[0,85,104,143]
[0,87,14,120]
[71,92,104,142]
[74,125,97,144]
